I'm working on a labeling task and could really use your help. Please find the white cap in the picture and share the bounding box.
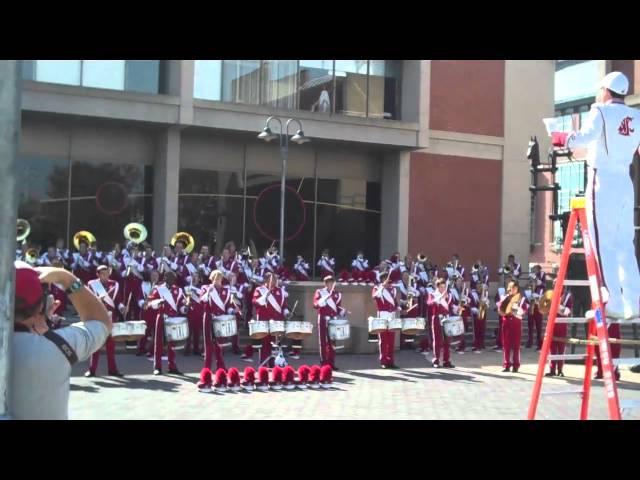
[600,72,629,96]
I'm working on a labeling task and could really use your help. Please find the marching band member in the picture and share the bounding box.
[546,282,572,377]
[244,272,290,367]
[85,265,125,378]
[372,272,400,369]
[313,275,346,370]
[594,321,622,381]
[71,239,96,285]
[493,277,511,352]
[198,245,213,284]
[339,250,375,285]
[497,279,529,373]
[147,270,187,375]
[38,246,60,267]
[527,264,546,350]
[317,248,336,280]
[470,260,489,286]
[200,270,232,371]
[121,246,144,321]
[397,271,420,350]
[184,251,201,284]
[427,278,455,368]
[242,258,265,329]
[157,244,175,279]
[218,247,239,284]
[293,255,311,281]
[471,281,488,352]
[105,242,126,288]
[386,252,405,283]
[141,245,159,274]
[137,269,160,356]
[498,254,521,279]
[183,271,205,357]
[374,261,389,284]
[55,237,71,268]
[227,273,244,354]
[449,275,471,353]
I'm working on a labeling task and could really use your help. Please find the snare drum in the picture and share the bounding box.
[249,320,270,339]
[387,316,403,332]
[368,317,388,334]
[285,321,313,340]
[111,322,131,341]
[165,316,190,343]
[328,318,350,341]
[269,320,286,336]
[440,315,464,345]
[213,315,238,338]
[401,317,426,336]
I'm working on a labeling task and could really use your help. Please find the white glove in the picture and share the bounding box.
[170,261,178,270]
[452,305,461,315]
[118,304,126,314]
[138,299,144,309]
[284,309,290,317]
[180,306,188,314]
[471,307,479,315]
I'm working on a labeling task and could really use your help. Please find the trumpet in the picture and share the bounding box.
[499,263,512,276]
[478,286,489,320]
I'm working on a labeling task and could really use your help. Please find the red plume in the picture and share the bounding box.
[271,366,283,383]
[297,365,310,383]
[309,365,321,383]
[283,365,295,384]
[227,367,240,386]
[243,366,256,384]
[214,368,227,387]
[257,366,270,384]
[320,365,333,383]
[197,368,213,389]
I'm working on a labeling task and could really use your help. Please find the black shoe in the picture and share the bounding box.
[502,367,511,373]
[557,371,565,377]
[443,362,455,368]
[84,371,95,378]
[135,351,146,357]
[432,361,440,369]
[108,371,124,377]
[525,344,532,348]
[615,368,621,381]
[512,368,519,373]
[153,369,162,376]
[332,365,339,371]
[594,373,603,380]
[168,368,182,375]
[545,371,556,377]
[388,364,399,369]
[183,350,191,356]
[193,351,202,356]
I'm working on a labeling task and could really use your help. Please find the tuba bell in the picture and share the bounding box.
[538,290,554,315]
[171,231,195,253]
[25,247,39,265]
[416,253,428,263]
[124,223,148,244]
[17,219,31,244]
[73,230,97,250]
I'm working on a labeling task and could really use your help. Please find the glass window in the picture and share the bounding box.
[69,161,153,250]
[555,60,599,104]
[222,60,261,105]
[17,156,70,250]
[368,60,401,120]
[334,60,369,118]
[35,60,81,86]
[81,60,125,90]
[553,161,586,247]
[179,167,244,254]
[298,60,334,113]
[125,60,160,94]
[261,60,298,110]
[22,60,35,80]
[194,60,222,101]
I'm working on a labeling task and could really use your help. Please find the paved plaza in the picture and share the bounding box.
[68,348,640,420]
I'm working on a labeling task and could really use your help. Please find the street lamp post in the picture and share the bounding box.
[258,116,310,262]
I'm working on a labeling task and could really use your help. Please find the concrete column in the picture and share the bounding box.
[501,60,555,269]
[152,127,181,250]
[161,60,194,126]
[381,150,410,258]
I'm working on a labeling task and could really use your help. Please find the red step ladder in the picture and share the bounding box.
[528,196,624,420]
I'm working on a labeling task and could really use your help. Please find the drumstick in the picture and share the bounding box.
[124,292,132,320]
[288,300,299,319]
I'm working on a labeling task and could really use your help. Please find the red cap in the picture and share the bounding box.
[15,261,43,308]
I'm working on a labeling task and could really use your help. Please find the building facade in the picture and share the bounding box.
[18,60,554,278]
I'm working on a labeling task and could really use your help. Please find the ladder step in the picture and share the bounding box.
[612,358,640,367]
[563,280,591,286]
[606,318,640,324]
[555,317,589,324]
[570,248,585,254]
[541,389,584,396]
[548,354,590,361]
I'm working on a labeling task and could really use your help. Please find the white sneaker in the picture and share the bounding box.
[474,350,482,354]
[241,356,254,363]
[289,355,300,360]
[456,350,465,355]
